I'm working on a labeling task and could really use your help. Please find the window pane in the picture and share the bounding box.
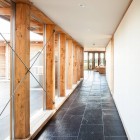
[95,53,99,67]
[84,52,88,69]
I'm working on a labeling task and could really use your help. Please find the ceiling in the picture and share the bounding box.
[30,0,131,48]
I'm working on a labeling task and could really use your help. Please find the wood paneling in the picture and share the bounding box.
[67,39,73,89]
[60,33,66,96]
[46,24,55,109]
[14,1,30,138]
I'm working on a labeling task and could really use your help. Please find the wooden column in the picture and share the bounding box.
[79,47,82,78]
[14,1,30,138]
[60,33,66,96]
[67,39,73,89]
[77,46,81,81]
[46,24,55,109]
[73,42,77,84]
[81,48,84,78]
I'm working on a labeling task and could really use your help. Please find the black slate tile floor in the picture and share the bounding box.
[35,71,127,140]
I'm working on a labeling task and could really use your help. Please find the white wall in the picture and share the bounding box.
[106,0,140,139]
[106,41,112,91]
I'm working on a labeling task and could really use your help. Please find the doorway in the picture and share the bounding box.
[84,52,105,70]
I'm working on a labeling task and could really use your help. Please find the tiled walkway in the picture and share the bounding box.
[35,71,127,140]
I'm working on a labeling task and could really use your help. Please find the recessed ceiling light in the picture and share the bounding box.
[79,4,86,8]
[93,43,95,46]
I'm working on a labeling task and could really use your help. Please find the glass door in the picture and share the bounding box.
[100,53,105,66]
[89,53,93,70]
[84,52,88,70]
[95,53,99,67]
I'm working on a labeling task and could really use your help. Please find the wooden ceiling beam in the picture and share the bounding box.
[31,5,54,24]
[0,0,11,7]
[0,7,11,15]
[30,19,42,27]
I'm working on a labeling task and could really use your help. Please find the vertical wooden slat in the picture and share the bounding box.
[60,33,66,96]
[46,24,55,109]
[67,40,73,89]
[14,1,30,138]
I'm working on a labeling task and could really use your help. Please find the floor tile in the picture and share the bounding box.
[104,124,126,136]
[78,125,104,140]
[82,109,103,125]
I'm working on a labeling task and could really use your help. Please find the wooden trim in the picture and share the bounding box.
[59,33,66,96]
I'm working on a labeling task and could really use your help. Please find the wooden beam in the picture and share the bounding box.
[14,1,30,139]
[30,19,42,27]
[0,8,11,15]
[46,24,55,109]
[60,33,66,96]
[31,5,54,24]
[0,0,11,7]
[67,39,73,89]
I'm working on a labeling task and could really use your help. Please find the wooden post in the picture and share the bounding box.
[80,47,83,79]
[60,33,66,96]
[77,46,81,81]
[81,48,84,78]
[46,24,55,109]
[73,42,77,84]
[67,40,73,89]
[14,1,30,138]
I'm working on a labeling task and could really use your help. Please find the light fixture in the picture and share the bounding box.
[79,3,86,8]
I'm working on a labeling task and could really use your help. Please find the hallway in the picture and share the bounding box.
[36,71,127,140]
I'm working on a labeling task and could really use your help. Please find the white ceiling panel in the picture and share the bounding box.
[30,0,131,47]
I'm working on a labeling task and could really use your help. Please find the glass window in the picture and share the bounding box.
[95,53,99,67]
[0,18,10,140]
[89,53,93,70]
[100,53,105,66]
[30,33,44,121]
[84,52,88,70]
